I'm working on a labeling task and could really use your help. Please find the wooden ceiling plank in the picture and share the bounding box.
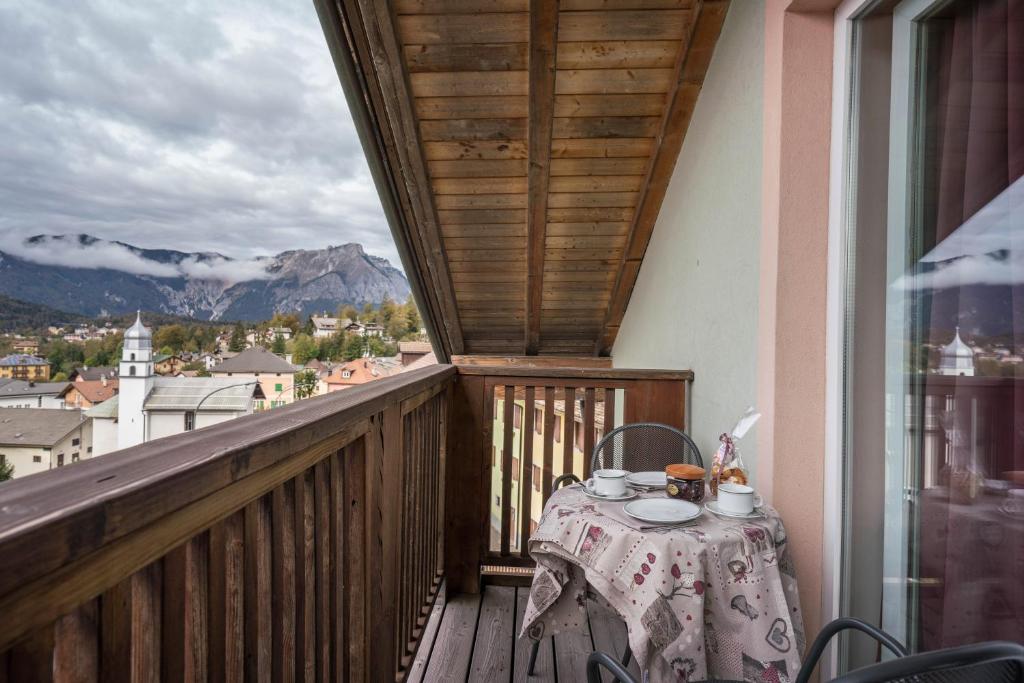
[405,43,528,72]
[596,0,729,354]
[433,177,529,194]
[547,192,639,208]
[554,93,666,118]
[419,118,526,141]
[545,221,631,235]
[395,0,528,16]
[397,13,529,44]
[547,207,635,221]
[548,175,644,192]
[429,159,528,177]
[435,194,528,209]
[554,68,675,94]
[410,70,529,97]
[440,207,527,223]
[549,157,649,175]
[552,116,660,138]
[558,10,691,42]
[556,40,679,69]
[559,0,692,9]
[416,95,527,120]
[423,140,528,159]
[525,0,559,355]
[441,223,528,237]
[550,137,654,157]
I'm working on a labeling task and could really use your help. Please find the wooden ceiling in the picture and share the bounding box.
[320,0,728,358]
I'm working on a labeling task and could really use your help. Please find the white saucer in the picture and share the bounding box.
[623,498,702,524]
[705,500,765,519]
[582,482,639,501]
[625,471,668,489]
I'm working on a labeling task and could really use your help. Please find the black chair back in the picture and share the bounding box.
[591,422,702,473]
[831,641,1024,683]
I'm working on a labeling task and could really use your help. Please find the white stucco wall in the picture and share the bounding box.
[147,410,244,442]
[611,1,765,483]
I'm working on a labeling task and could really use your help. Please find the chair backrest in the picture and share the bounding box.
[591,423,702,474]
[831,641,1024,683]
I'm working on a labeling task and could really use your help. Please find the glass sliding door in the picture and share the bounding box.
[839,0,1023,671]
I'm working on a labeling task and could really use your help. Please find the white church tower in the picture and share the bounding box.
[117,312,155,449]
[938,326,975,376]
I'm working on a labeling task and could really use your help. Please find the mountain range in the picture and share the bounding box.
[0,234,410,321]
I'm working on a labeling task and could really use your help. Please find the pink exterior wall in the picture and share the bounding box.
[759,0,841,661]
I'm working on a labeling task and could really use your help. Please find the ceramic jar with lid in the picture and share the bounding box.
[665,464,706,504]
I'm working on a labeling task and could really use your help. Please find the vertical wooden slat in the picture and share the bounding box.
[54,601,99,683]
[343,439,368,683]
[445,375,486,594]
[295,471,316,682]
[500,385,515,556]
[313,461,330,683]
[562,386,575,477]
[100,579,131,682]
[583,387,596,476]
[519,386,535,557]
[328,451,345,683]
[185,534,210,683]
[8,625,55,683]
[398,413,413,659]
[209,511,244,683]
[131,561,162,683]
[624,379,685,428]
[542,386,555,504]
[244,497,272,683]
[162,547,186,682]
[272,482,297,683]
[603,387,616,436]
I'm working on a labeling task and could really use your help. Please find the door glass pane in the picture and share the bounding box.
[845,0,1024,665]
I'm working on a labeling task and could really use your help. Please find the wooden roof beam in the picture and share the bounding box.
[595,0,729,356]
[525,0,559,355]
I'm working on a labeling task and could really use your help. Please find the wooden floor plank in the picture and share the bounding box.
[407,582,447,683]
[467,586,515,681]
[553,607,594,683]
[587,602,641,682]
[512,588,554,683]
[422,591,481,682]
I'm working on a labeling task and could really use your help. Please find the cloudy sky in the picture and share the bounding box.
[0,0,398,268]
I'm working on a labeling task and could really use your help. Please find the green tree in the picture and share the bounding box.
[0,459,13,482]
[159,346,174,357]
[291,334,318,365]
[293,369,318,399]
[153,324,187,353]
[362,302,374,319]
[51,371,68,382]
[228,322,247,352]
[271,333,286,354]
[339,305,359,323]
[342,335,366,361]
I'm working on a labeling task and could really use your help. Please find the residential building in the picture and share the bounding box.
[321,358,399,393]
[209,346,297,409]
[0,354,50,381]
[311,315,345,338]
[0,408,92,478]
[0,379,70,409]
[398,341,432,366]
[153,353,184,376]
[70,366,118,383]
[59,377,118,410]
[11,339,39,355]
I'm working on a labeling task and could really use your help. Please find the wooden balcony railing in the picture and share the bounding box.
[0,361,692,681]
[447,364,693,584]
[0,365,453,683]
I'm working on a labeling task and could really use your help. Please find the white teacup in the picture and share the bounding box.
[718,482,756,515]
[591,469,628,497]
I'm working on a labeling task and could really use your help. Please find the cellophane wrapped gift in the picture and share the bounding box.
[710,408,760,495]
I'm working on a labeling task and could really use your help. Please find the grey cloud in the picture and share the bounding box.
[0,0,398,268]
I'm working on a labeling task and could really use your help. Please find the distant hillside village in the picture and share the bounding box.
[0,298,433,481]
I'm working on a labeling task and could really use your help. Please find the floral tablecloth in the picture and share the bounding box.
[521,486,805,682]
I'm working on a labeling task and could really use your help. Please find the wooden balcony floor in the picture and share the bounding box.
[409,583,642,683]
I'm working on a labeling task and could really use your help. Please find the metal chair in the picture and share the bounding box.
[551,422,704,489]
[584,617,1024,683]
[529,423,703,677]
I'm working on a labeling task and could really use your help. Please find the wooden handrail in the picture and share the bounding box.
[0,364,454,681]
[455,364,694,381]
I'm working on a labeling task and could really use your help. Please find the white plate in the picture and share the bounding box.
[625,471,668,489]
[582,482,639,501]
[623,498,702,524]
[705,500,765,519]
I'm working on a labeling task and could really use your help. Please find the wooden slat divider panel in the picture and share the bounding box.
[342,439,368,683]
[271,482,297,683]
[162,547,186,682]
[398,415,411,662]
[209,511,244,683]
[244,496,272,683]
[519,386,535,558]
[500,385,515,556]
[542,387,555,504]
[313,462,330,683]
[53,601,98,683]
[562,386,575,478]
[296,471,316,683]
